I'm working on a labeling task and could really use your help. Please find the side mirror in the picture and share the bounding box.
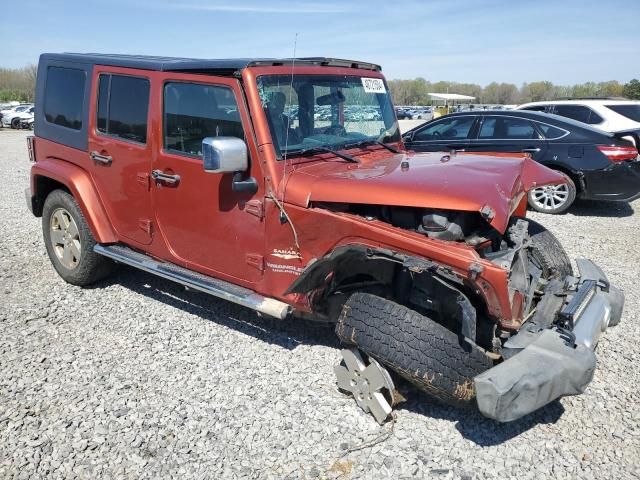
[202,136,248,173]
[402,132,414,143]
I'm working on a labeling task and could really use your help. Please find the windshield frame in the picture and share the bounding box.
[252,69,400,161]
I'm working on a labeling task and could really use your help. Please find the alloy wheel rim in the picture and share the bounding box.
[531,183,570,211]
[50,208,81,269]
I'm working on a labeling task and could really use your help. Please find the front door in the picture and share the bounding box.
[465,115,549,162]
[87,68,154,245]
[405,115,477,152]
[150,73,265,285]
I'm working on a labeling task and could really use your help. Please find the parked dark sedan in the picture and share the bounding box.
[402,111,640,213]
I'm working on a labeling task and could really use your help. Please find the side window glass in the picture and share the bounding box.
[479,117,539,139]
[414,116,474,141]
[96,74,150,143]
[536,123,567,140]
[44,67,86,130]
[478,117,497,138]
[164,82,245,157]
[521,106,546,112]
[554,105,590,124]
[587,109,603,124]
[96,75,109,133]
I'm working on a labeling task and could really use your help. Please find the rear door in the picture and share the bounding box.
[404,115,477,152]
[465,115,548,162]
[87,67,153,245]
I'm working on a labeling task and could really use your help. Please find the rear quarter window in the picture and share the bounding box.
[605,104,640,123]
[535,123,568,140]
[44,67,86,130]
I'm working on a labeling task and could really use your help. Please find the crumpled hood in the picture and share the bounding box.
[284,151,565,233]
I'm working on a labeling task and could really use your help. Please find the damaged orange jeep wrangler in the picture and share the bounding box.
[26,53,624,423]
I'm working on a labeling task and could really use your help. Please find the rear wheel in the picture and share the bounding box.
[527,177,576,214]
[336,292,493,407]
[42,190,113,286]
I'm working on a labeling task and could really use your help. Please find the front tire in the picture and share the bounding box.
[11,117,20,129]
[336,292,493,407]
[527,219,573,277]
[42,190,112,286]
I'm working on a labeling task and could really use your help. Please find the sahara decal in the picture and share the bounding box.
[271,248,301,260]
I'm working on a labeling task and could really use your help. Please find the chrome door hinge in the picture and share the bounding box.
[139,219,153,235]
[137,172,150,190]
[245,199,264,219]
[246,254,264,272]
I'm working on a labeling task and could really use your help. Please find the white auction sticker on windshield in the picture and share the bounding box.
[361,78,386,94]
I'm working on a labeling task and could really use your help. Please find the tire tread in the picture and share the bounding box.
[336,292,493,407]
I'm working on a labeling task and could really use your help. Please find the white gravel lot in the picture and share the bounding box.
[1,128,639,479]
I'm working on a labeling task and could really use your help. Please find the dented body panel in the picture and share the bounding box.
[284,151,566,234]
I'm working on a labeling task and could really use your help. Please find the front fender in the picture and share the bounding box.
[31,158,117,243]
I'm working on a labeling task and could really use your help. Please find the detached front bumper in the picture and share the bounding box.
[474,258,624,422]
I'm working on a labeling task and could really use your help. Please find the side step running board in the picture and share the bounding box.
[94,244,291,320]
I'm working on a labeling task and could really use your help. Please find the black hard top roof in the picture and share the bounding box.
[40,53,381,73]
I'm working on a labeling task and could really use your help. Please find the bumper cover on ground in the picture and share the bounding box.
[474,258,624,422]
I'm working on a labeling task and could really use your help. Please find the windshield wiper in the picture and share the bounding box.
[287,146,359,163]
[344,139,401,154]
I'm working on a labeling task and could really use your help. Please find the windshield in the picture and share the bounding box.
[257,74,399,159]
[605,104,640,123]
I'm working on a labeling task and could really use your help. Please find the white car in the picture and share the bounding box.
[516,99,640,143]
[411,108,433,120]
[1,104,34,128]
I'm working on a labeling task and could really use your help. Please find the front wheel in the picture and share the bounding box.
[42,190,113,286]
[11,117,21,129]
[336,292,493,407]
[527,177,576,214]
[527,218,573,278]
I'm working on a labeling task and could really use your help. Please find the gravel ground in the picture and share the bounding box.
[1,128,639,479]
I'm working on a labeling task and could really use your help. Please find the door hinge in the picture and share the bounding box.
[139,219,153,235]
[245,199,264,219]
[137,172,150,190]
[246,254,264,272]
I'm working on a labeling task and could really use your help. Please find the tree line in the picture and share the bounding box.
[1,63,640,106]
[388,78,640,106]
[0,65,38,102]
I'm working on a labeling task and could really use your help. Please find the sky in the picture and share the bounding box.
[2,0,639,86]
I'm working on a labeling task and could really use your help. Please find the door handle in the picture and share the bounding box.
[151,169,181,185]
[522,148,541,153]
[90,151,112,165]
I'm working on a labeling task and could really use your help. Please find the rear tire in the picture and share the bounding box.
[42,190,113,286]
[527,218,573,277]
[336,292,493,407]
[527,176,576,214]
